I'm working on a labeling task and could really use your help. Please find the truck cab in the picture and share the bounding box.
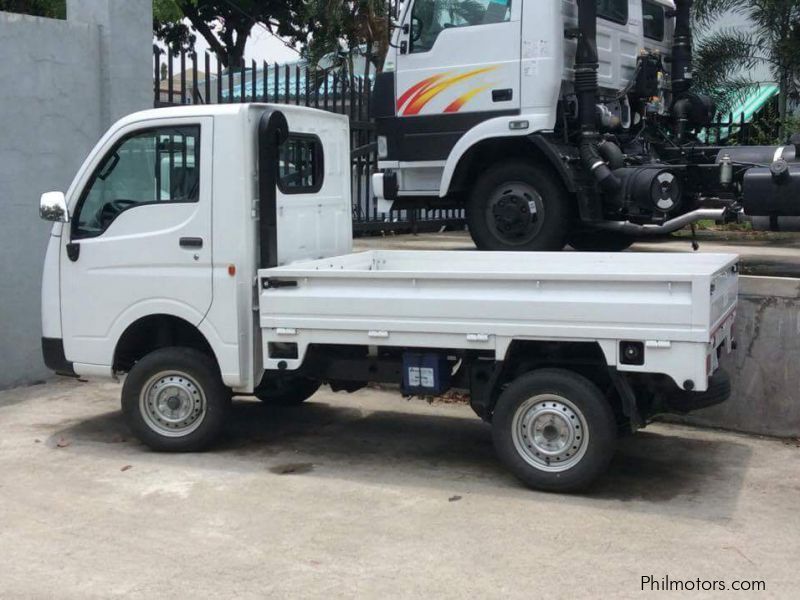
[40,104,353,392]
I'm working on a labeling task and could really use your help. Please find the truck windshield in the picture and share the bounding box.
[410,0,512,54]
[597,0,628,24]
[642,0,665,40]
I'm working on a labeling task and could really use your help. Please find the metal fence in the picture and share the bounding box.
[153,47,466,235]
[704,112,787,146]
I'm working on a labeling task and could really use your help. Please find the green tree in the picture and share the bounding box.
[0,0,65,18]
[154,0,307,68]
[693,0,800,138]
[153,0,195,56]
[302,0,390,85]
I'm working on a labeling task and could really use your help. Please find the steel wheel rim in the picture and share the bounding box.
[139,370,207,437]
[511,394,589,473]
[485,181,544,246]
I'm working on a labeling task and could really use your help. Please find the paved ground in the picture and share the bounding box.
[1,380,798,598]
[355,230,800,278]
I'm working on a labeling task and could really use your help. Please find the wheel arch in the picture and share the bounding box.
[441,133,577,199]
[113,314,217,374]
[502,339,614,391]
[473,340,623,421]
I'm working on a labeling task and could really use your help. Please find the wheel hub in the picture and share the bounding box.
[140,372,207,437]
[486,182,544,245]
[512,394,589,472]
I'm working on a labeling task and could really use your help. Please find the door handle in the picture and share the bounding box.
[492,89,513,102]
[66,242,80,262]
[179,237,203,249]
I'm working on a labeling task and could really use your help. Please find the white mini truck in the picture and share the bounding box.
[40,104,738,491]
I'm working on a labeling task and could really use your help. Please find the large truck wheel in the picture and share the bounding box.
[121,347,230,452]
[467,162,570,251]
[491,368,616,492]
[254,375,321,405]
[569,230,636,252]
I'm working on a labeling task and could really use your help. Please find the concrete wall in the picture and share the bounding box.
[675,276,800,438]
[0,1,152,389]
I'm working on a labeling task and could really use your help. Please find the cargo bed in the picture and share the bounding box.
[258,251,738,390]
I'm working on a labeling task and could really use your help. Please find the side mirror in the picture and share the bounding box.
[40,191,69,223]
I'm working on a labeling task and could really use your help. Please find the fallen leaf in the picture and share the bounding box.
[120,465,133,472]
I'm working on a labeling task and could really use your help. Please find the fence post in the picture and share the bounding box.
[180,50,186,104]
[153,48,161,106]
[167,51,174,105]
[204,52,211,104]
[251,59,258,103]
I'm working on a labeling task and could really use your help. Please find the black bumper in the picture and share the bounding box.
[42,338,76,377]
[663,368,731,414]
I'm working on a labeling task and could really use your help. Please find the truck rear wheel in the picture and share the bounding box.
[492,368,616,492]
[254,375,321,405]
[121,347,230,452]
[467,162,570,251]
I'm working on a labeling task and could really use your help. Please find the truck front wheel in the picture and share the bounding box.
[121,347,230,452]
[492,369,616,492]
[467,162,570,251]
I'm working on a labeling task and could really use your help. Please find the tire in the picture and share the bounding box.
[121,347,230,452]
[492,368,616,492]
[254,375,321,405]
[568,230,636,252]
[467,161,571,251]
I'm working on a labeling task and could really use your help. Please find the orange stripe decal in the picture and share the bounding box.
[444,84,493,113]
[396,73,448,112]
[402,66,498,116]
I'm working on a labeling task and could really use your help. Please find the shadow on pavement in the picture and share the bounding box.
[48,397,751,519]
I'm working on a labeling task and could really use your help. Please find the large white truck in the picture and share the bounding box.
[371,0,800,250]
[40,104,737,491]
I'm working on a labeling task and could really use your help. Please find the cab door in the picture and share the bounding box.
[392,0,521,161]
[60,118,214,368]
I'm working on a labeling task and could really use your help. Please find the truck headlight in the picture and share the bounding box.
[377,135,388,159]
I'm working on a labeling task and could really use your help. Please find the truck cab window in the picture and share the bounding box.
[72,126,200,239]
[278,134,324,194]
[410,0,512,54]
[597,0,628,24]
[642,0,665,40]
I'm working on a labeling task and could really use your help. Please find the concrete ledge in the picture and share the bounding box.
[672,275,800,438]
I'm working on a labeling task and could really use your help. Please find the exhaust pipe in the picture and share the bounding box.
[576,0,620,191]
[594,208,728,235]
[671,0,694,98]
[670,0,714,142]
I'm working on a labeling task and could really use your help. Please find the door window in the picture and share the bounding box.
[72,126,200,239]
[410,0,512,54]
[597,0,628,24]
[642,0,665,41]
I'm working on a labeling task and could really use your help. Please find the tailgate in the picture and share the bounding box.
[707,262,739,375]
[710,262,739,329]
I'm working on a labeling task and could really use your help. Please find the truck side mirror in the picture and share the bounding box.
[40,191,69,223]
